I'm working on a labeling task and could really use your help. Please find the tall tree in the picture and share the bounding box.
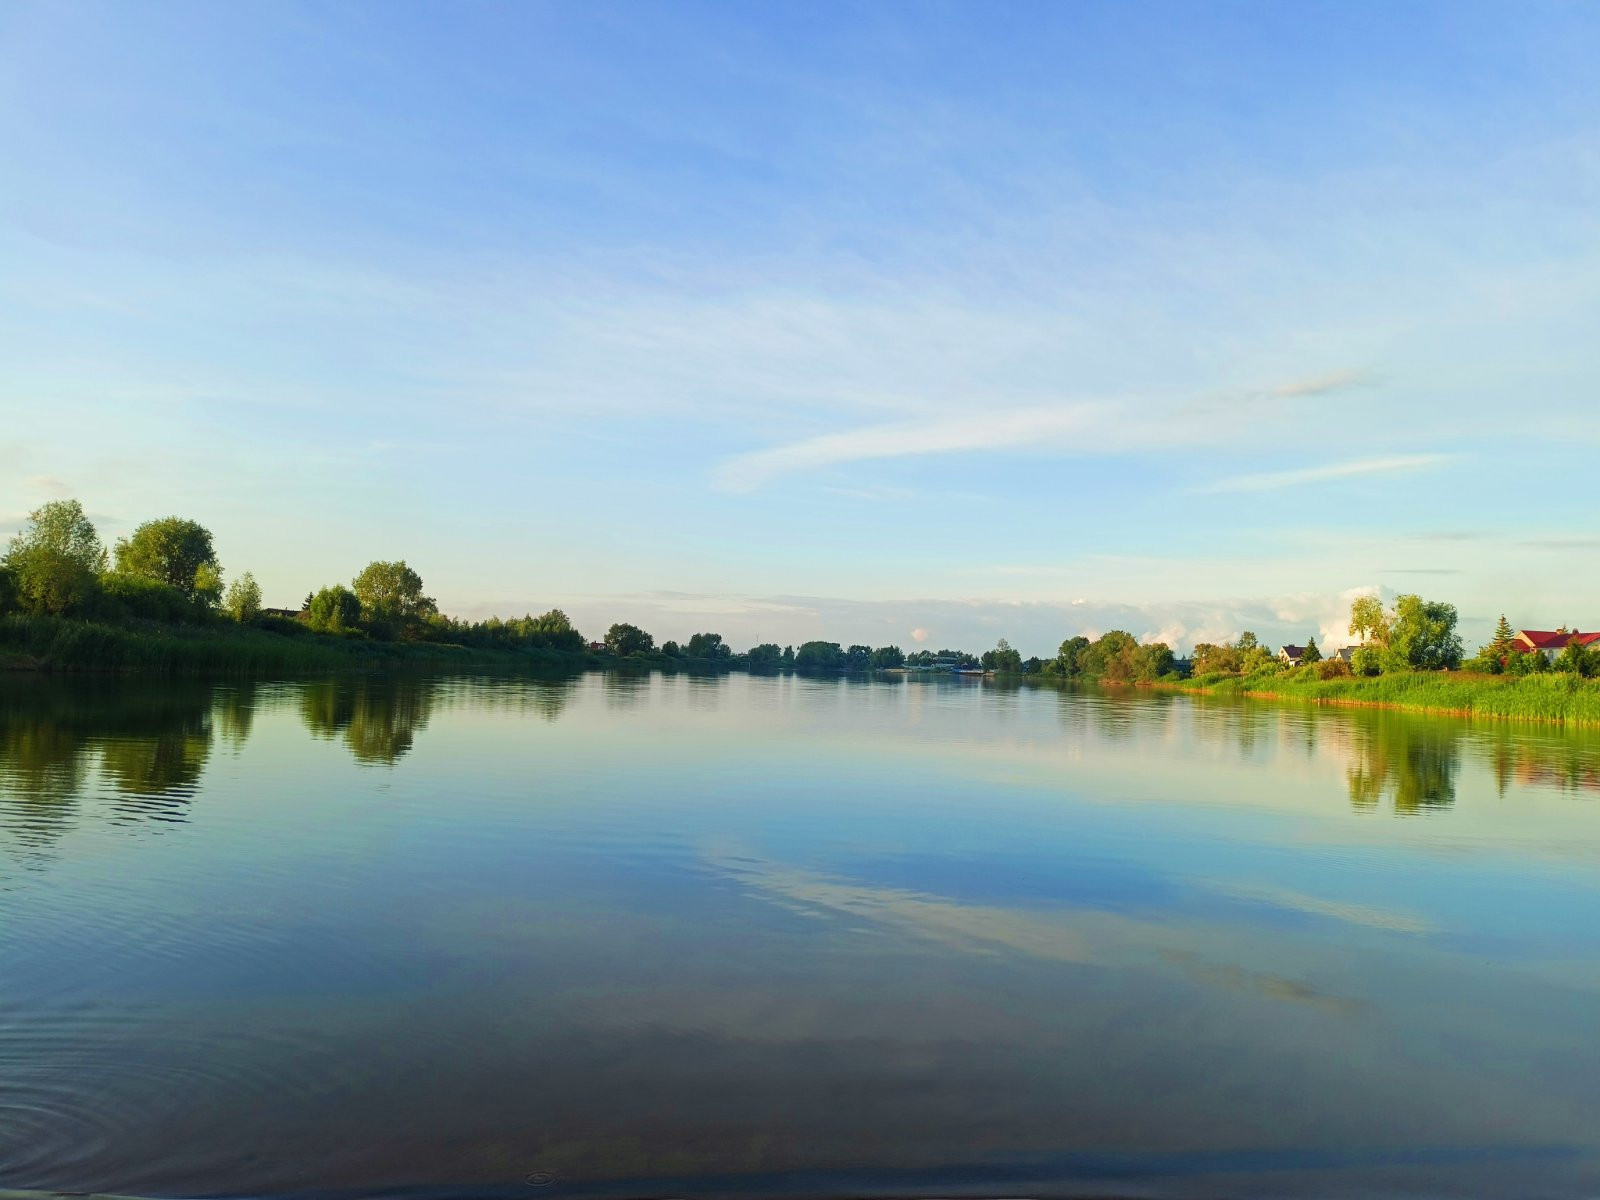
[307,585,361,633]
[114,517,219,597]
[4,499,106,615]
[1301,636,1323,664]
[1348,593,1391,646]
[225,571,262,622]
[352,560,434,636]
[604,622,653,656]
[1489,614,1517,660]
[1387,594,1463,670]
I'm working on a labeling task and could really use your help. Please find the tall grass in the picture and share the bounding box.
[0,614,590,677]
[1173,664,1600,726]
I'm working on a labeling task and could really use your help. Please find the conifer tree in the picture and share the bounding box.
[1301,635,1323,664]
[1489,614,1516,660]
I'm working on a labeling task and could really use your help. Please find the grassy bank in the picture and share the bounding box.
[0,613,594,676]
[1169,665,1600,726]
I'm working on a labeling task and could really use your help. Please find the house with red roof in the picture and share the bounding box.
[1515,629,1600,663]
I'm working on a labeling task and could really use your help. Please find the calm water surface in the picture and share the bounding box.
[4,672,1600,1199]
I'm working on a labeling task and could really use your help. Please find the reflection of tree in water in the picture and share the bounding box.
[213,683,257,752]
[299,676,436,765]
[1478,726,1600,797]
[1345,711,1461,814]
[603,669,651,711]
[0,679,223,858]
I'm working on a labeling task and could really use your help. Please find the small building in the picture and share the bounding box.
[1278,645,1305,667]
[587,641,607,653]
[259,607,302,620]
[1515,629,1600,664]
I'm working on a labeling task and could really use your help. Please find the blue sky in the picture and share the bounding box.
[3,1,1599,655]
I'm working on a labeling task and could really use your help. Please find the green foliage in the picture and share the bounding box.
[1301,636,1322,664]
[113,516,219,598]
[604,622,653,656]
[661,640,682,657]
[1488,614,1517,662]
[352,560,434,637]
[4,499,106,616]
[746,642,784,669]
[794,640,842,671]
[1350,645,1383,676]
[869,644,905,669]
[686,632,732,660]
[1315,656,1352,680]
[982,638,1024,674]
[1387,594,1463,670]
[0,564,16,615]
[1080,630,1135,680]
[307,585,362,634]
[1348,593,1391,646]
[845,644,872,670]
[225,571,263,622]
[1555,637,1597,677]
[1134,642,1175,681]
[98,572,198,623]
[1053,635,1091,677]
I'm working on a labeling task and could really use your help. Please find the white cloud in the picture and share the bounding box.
[713,403,1108,492]
[910,627,930,643]
[1195,454,1451,495]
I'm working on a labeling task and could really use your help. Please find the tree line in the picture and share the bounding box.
[5,499,1559,684]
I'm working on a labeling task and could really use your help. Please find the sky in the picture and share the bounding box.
[3,1,1599,656]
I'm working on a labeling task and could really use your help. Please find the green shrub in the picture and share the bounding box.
[97,572,199,623]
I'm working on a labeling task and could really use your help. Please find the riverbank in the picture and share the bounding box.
[1163,666,1600,726]
[0,614,594,676]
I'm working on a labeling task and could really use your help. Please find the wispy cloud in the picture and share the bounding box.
[711,367,1378,493]
[713,403,1108,492]
[1196,454,1451,495]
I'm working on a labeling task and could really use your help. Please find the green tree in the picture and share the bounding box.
[0,564,16,615]
[781,645,795,667]
[1348,593,1391,647]
[845,644,873,669]
[1489,614,1517,661]
[4,499,106,615]
[1084,630,1140,681]
[224,571,262,622]
[794,641,843,671]
[1134,642,1176,680]
[660,640,682,657]
[1350,645,1384,676]
[870,644,905,669]
[1556,636,1595,677]
[746,643,783,669]
[686,632,732,660]
[307,585,362,633]
[604,622,653,656]
[1053,635,1091,677]
[192,562,223,612]
[1301,636,1323,665]
[113,516,219,598]
[352,560,433,636]
[984,638,1023,674]
[1388,594,1463,670]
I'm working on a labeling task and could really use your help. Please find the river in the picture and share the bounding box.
[3,671,1599,1198]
